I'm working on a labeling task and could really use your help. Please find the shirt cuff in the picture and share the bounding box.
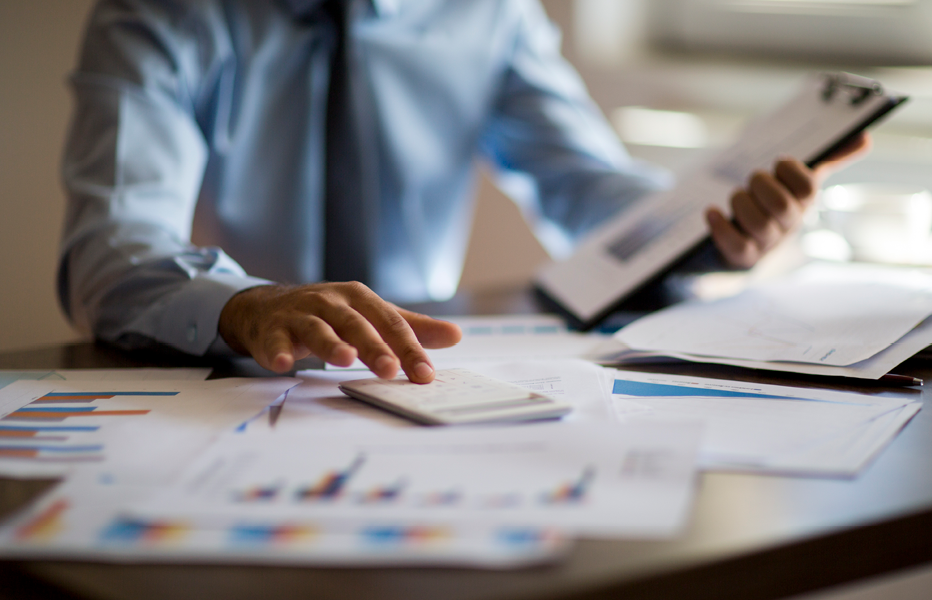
[156,273,273,356]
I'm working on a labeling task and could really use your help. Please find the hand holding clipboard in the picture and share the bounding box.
[536,73,908,329]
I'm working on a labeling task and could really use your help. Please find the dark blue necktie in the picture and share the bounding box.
[322,0,379,284]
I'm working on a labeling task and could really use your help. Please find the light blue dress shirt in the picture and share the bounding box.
[59,0,672,355]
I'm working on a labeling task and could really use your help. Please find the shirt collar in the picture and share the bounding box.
[281,0,398,18]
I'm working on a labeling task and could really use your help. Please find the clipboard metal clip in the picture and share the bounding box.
[822,72,883,105]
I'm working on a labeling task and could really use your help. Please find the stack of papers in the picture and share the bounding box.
[0,307,923,568]
[612,262,932,379]
[0,366,703,567]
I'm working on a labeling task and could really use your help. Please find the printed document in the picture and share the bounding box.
[129,421,703,538]
[610,370,920,475]
[616,262,932,367]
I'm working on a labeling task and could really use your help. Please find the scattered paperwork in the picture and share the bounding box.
[0,312,924,568]
[129,421,703,538]
[615,262,932,376]
[0,476,569,567]
[610,370,921,476]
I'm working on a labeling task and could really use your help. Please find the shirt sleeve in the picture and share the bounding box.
[58,0,269,356]
[478,0,675,258]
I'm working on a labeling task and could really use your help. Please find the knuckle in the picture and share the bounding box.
[383,309,409,333]
[341,280,372,297]
[397,343,424,364]
[298,289,327,306]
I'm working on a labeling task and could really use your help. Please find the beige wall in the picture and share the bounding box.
[0,0,96,351]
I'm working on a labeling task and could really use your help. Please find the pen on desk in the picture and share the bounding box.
[878,374,923,387]
[268,389,290,428]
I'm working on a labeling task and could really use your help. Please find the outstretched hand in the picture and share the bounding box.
[706,132,872,268]
[218,282,462,382]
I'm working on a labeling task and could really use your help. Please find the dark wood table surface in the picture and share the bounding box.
[1,288,931,600]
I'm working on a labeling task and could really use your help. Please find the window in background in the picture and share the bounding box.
[647,0,932,64]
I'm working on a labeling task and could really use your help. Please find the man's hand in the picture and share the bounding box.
[218,282,463,382]
[706,132,872,268]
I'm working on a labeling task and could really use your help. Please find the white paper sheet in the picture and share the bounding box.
[129,421,703,538]
[0,368,211,391]
[0,378,298,481]
[609,370,920,476]
[616,263,932,367]
[0,477,569,567]
[599,315,932,379]
[664,314,932,379]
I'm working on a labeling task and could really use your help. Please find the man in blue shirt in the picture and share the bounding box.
[59,0,866,383]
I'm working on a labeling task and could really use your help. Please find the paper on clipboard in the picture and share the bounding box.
[535,73,907,329]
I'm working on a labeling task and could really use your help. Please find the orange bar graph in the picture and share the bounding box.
[0,449,39,458]
[15,499,68,541]
[4,410,150,420]
[31,395,115,403]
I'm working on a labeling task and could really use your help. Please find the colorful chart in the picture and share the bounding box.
[357,479,406,504]
[228,523,316,546]
[0,392,177,464]
[542,467,594,504]
[234,482,284,503]
[15,499,69,541]
[359,525,449,546]
[295,455,365,501]
[99,519,189,545]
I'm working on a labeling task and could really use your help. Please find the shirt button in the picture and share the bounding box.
[186,325,197,343]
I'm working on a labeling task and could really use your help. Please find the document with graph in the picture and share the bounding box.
[536,73,907,329]
[609,369,920,476]
[0,378,298,481]
[128,421,703,538]
[0,475,571,567]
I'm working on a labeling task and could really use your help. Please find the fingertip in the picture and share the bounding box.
[441,321,463,346]
[705,206,726,229]
[328,343,358,368]
[270,351,294,373]
[409,361,435,384]
[374,354,399,380]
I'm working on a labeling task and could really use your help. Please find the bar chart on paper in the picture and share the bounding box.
[0,378,299,481]
[1,480,569,567]
[130,422,703,537]
[223,452,595,512]
[0,392,174,464]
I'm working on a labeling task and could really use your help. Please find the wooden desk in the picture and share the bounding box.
[1,288,931,600]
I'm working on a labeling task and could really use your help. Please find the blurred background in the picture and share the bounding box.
[0,2,931,597]
[2,0,932,351]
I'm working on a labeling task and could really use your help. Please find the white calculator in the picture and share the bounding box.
[338,368,572,425]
